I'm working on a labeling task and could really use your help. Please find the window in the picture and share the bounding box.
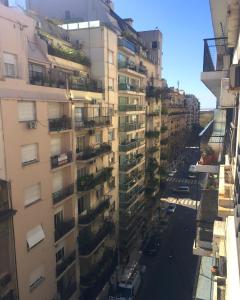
[29,63,45,81]
[29,266,45,292]
[78,196,89,214]
[108,50,114,64]
[48,102,62,119]
[27,225,45,249]
[24,183,41,207]
[52,172,63,193]
[54,210,63,228]
[95,132,102,144]
[56,246,65,263]
[21,144,38,166]
[3,52,17,78]
[75,107,84,128]
[108,78,114,91]
[51,137,61,156]
[108,129,115,141]
[152,41,158,49]
[18,101,36,122]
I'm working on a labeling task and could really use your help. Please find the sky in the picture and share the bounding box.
[10,0,216,109]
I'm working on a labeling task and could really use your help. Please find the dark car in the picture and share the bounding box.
[143,235,161,256]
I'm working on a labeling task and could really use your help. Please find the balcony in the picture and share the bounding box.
[75,116,111,130]
[146,86,161,99]
[118,61,147,76]
[118,37,136,53]
[69,76,103,93]
[120,172,144,191]
[77,168,113,192]
[145,131,160,139]
[120,122,145,132]
[56,251,76,278]
[58,282,77,300]
[76,143,112,161]
[51,151,73,169]
[201,37,229,98]
[80,250,117,300]
[118,83,145,94]
[78,222,115,256]
[120,185,145,209]
[119,104,145,112]
[119,138,144,152]
[78,196,111,225]
[55,218,75,242]
[48,116,72,132]
[147,146,159,154]
[52,184,74,205]
[120,153,144,172]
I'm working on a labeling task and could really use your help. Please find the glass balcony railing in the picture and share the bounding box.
[120,153,144,172]
[52,184,74,205]
[78,222,115,256]
[120,122,145,132]
[51,151,73,169]
[118,38,136,53]
[76,143,112,161]
[77,168,113,192]
[56,251,76,278]
[75,116,111,130]
[119,104,145,112]
[119,138,144,152]
[118,83,145,93]
[48,117,72,132]
[55,218,75,242]
[78,196,111,225]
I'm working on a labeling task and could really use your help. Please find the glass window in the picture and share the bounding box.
[56,247,65,263]
[109,129,114,141]
[18,101,36,122]
[54,211,63,228]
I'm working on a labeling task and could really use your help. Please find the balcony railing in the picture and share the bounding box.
[118,37,136,52]
[51,151,73,169]
[78,196,110,225]
[76,143,111,161]
[77,168,113,192]
[146,86,161,99]
[119,138,144,152]
[58,282,77,300]
[120,122,145,132]
[118,61,148,76]
[69,76,103,92]
[52,184,74,205]
[120,185,145,209]
[145,131,160,138]
[75,116,111,130]
[55,218,75,242]
[120,172,144,191]
[48,117,72,132]
[147,146,159,154]
[118,83,145,93]
[119,104,145,112]
[203,37,228,72]
[78,222,115,256]
[147,110,161,117]
[56,251,76,278]
[120,153,144,171]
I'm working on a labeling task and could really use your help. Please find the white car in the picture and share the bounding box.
[168,172,175,177]
[171,169,177,174]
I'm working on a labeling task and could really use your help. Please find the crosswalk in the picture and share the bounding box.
[166,177,197,185]
[161,197,200,209]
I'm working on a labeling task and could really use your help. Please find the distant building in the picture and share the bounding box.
[185,94,200,129]
[199,109,214,127]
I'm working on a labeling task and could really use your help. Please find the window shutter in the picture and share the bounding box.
[27,225,45,249]
[3,52,16,65]
[48,102,61,119]
[50,137,61,156]
[18,101,35,121]
[29,265,45,290]
[52,172,63,193]
[21,144,38,164]
[24,183,41,206]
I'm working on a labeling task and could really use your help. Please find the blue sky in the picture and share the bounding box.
[10,0,216,109]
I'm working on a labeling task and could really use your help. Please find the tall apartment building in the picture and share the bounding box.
[0,3,118,300]
[193,0,240,299]
[26,0,163,262]
[0,180,18,300]
[185,94,200,130]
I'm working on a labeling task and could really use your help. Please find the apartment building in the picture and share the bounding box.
[0,3,118,300]
[0,180,18,300]
[185,94,200,130]
[26,0,163,262]
[193,0,240,299]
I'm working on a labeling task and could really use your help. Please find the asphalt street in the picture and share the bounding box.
[137,147,200,300]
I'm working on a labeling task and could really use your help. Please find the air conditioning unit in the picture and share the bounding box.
[26,120,37,129]
[89,129,95,135]
[91,99,97,105]
[230,64,240,89]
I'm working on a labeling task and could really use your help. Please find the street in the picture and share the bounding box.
[137,148,199,300]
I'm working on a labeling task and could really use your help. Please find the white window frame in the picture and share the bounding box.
[27,225,45,249]
[21,143,38,166]
[24,183,41,207]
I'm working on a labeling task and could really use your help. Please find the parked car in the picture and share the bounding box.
[166,204,176,214]
[168,171,175,177]
[171,169,177,174]
[188,173,196,179]
[172,185,190,194]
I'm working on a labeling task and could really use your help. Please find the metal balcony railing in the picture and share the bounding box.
[120,122,145,132]
[119,153,144,172]
[52,184,74,205]
[203,37,228,72]
[78,222,115,256]
[55,218,75,242]
[51,151,73,169]
[119,104,145,112]
[118,83,145,93]
[56,251,76,278]
[48,116,72,132]
[78,196,111,225]
[75,116,111,130]
[76,143,112,161]
[118,61,148,76]
[120,172,144,191]
[77,168,113,192]
[119,138,144,152]
[118,37,136,52]
[69,76,103,93]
